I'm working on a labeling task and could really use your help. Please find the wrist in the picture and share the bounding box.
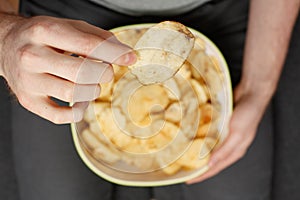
[237,76,276,106]
[242,77,276,95]
[0,12,24,77]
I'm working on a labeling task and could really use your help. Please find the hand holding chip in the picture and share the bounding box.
[0,15,136,123]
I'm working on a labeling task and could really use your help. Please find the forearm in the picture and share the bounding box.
[0,0,21,76]
[0,0,19,13]
[0,13,23,76]
[241,0,300,104]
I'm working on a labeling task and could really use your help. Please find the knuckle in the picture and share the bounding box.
[79,37,100,54]
[27,18,60,39]
[27,21,47,37]
[54,58,82,82]
[18,94,32,110]
[68,59,83,82]
[18,45,36,65]
[59,82,75,102]
[77,20,89,26]
[50,113,67,124]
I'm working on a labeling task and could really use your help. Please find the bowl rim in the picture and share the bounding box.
[71,23,233,187]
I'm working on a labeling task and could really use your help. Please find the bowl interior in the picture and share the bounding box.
[71,23,232,187]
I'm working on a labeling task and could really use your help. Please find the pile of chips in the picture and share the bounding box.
[80,22,223,175]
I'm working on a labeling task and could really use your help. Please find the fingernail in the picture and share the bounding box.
[73,102,89,122]
[73,107,84,122]
[100,65,114,83]
[123,52,137,65]
[94,85,101,99]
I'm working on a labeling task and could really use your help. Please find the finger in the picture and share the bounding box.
[22,46,114,84]
[186,143,236,184]
[26,73,101,103]
[27,20,136,65]
[207,129,241,167]
[186,139,250,184]
[67,19,121,44]
[186,167,216,184]
[208,99,260,166]
[207,101,252,166]
[187,103,259,184]
[186,120,245,184]
[186,148,246,184]
[18,94,88,124]
[185,144,235,184]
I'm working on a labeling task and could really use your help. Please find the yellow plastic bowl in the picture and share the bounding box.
[71,23,233,187]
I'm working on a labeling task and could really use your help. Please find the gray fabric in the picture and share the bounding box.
[272,15,300,200]
[89,0,211,16]
[0,78,19,200]
[154,106,273,200]
[15,0,275,200]
[10,98,274,200]
[11,104,115,200]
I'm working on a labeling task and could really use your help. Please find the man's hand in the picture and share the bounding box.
[187,81,271,184]
[0,15,136,124]
[187,0,300,184]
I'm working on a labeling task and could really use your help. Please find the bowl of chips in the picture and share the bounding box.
[71,22,233,186]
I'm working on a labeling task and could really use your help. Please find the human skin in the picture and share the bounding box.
[0,11,136,124]
[187,0,300,184]
[0,0,299,183]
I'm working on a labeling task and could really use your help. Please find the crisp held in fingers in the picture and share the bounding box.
[129,21,195,85]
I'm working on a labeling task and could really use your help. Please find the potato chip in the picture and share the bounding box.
[123,154,158,171]
[122,139,147,153]
[176,61,192,81]
[162,162,182,175]
[199,103,220,125]
[83,103,96,123]
[97,107,133,149]
[190,79,208,105]
[127,84,169,125]
[196,121,219,138]
[143,133,171,152]
[98,81,113,101]
[89,121,109,144]
[188,51,207,80]
[92,144,121,164]
[165,102,181,123]
[93,102,110,118]
[176,139,210,169]
[114,28,147,47]
[129,21,195,84]
[163,78,181,101]
[204,137,218,152]
[112,64,129,82]
[81,128,102,150]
